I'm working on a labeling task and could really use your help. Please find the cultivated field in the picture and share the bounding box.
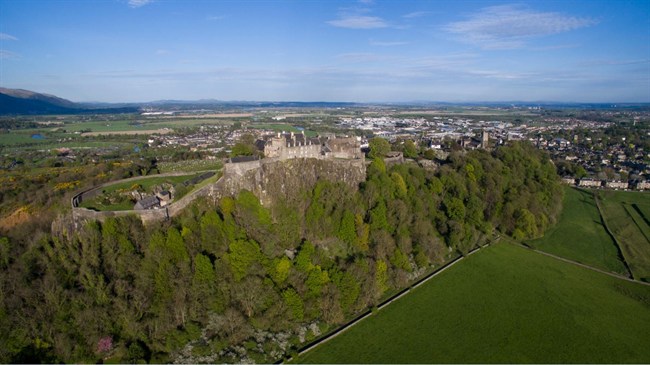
[528,187,627,275]
[598,190,650,281]
[297,243,650,363]
[80,128,172,136]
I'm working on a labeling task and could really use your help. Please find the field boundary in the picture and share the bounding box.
[624,204,650,243]
[286,243,492,363]
[510,239,650,287]
[594,194,634,278]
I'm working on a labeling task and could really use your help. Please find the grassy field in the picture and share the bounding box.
[297,243,650,364]
[60,120,161,133]
[528,187,627,274]
[0,130,62,146]
[157,159,223,173]
[598,190,650,282]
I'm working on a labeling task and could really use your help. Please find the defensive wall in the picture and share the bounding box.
[71,155,366,225]
[71,171,214,225]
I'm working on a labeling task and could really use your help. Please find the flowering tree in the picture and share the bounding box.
[97,336,113,354]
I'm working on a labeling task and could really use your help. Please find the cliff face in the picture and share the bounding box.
[213,158,366,206]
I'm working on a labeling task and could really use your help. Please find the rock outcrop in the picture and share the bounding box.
[212,157,366,206]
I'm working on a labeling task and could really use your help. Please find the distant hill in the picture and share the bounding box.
[0,88,138,115]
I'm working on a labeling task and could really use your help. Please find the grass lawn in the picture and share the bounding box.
[297,243,650,364]
[599,190,650,281]
[528,187,627,275]
[157,159,223,173]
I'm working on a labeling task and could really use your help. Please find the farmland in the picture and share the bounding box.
[598,190,650,282]
[297,243,650,364]
[528,187,628,275]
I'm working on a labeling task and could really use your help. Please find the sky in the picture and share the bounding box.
[0,0,649,103]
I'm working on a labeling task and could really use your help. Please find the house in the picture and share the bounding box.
[134,195,160,210]
[637,180,650,190]
[578,178,602,188]
[605,180,628,190]
[561,177,576,185]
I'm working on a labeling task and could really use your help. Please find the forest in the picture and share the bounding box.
[0,141,563,363]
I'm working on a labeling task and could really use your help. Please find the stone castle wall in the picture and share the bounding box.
[72,156,366,225]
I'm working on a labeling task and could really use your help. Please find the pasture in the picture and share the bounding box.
[598,190,650,282]
[297,243,650,363]
[528,187,628,275]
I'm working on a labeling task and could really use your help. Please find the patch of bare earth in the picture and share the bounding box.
[0,206,32,230]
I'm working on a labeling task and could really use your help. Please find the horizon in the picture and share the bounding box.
[1,0,649,103]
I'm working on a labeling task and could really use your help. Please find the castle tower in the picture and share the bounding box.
[481,130,489,149]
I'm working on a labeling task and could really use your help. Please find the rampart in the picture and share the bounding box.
[71,171,214,226]
[71,139,366,225]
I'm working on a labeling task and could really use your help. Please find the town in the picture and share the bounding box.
[138,107,650,191]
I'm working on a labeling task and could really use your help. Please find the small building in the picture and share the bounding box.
[134,195,160,210]
[637,180,650,190]
[561,177,576,185]
[605,180,628,190]
[156,190,172,206]
[578,178,602,188]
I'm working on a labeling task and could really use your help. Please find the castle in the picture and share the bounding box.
[72,133,366,225]
[253,132,364,160]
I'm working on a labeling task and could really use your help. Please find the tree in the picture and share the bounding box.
[337,211,356,246]
[282,288,304,321]
[226,239,261,281]
[368,138,390,159]
[270,256,292,285]
[231,143,254,157]
[190,253,217,318]
[403,140,418,158]
[374,260,389,299]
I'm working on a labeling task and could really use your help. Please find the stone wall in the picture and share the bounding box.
[72,157,366,225]
[72,206,169,225]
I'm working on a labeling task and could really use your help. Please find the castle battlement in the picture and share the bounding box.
[254,133,363,160]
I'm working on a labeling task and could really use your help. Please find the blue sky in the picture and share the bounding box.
[1,0,649,103]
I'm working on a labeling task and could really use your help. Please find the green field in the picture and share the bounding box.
[297,243,650,363]
[528,187,627,274]
[598,190,650,281]
[157,159,223,173]
[60,120,161,133]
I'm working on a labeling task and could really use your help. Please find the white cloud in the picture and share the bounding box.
[0,33,17,41]
[128,0,154,8]
[444,5,597,49]
[328,15,387,29]
[155,49,169,55]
